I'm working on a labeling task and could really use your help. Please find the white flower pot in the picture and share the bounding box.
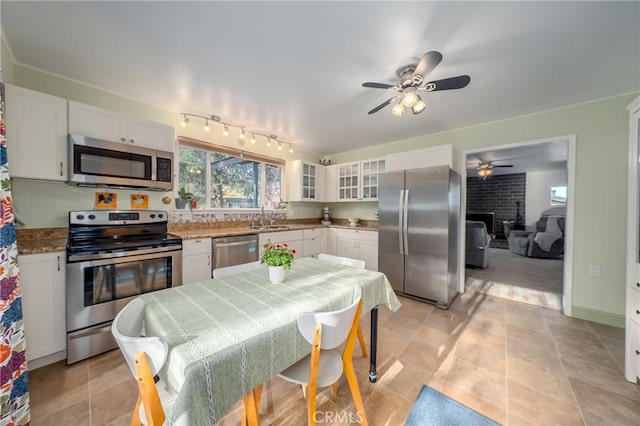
[268,266,286,284]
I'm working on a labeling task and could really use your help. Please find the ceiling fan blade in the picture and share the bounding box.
[367,97,396,114]
[493,165,514,168]
[362,82,395,89]
[423,75,471,91]
[412,51,443,80]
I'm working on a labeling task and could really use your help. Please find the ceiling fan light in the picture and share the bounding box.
[412,98,426,114]
[402,87,418,107]
[392,103,405,116]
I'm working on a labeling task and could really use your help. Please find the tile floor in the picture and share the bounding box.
[29,291,640,425]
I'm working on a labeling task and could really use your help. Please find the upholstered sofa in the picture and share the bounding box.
[508,207,565,259]
[466,220,491,268]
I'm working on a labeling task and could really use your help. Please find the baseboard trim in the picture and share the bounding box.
[28,350,66,370]
[571,306,625,328]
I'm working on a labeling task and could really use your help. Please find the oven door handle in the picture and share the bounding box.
[68,245,183,263]
[67,248,182,267]
[68,324,112,340]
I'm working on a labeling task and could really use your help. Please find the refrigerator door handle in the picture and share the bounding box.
[403,189,409,255]
[398,189,405,255]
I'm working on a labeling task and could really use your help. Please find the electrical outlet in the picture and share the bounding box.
[588,264,601,276]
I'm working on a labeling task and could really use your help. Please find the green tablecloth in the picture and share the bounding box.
[141,257,401,425]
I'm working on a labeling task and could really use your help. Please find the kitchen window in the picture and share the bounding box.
[178,138,283,209]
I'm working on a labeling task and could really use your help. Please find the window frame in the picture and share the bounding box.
[177,137,285,210]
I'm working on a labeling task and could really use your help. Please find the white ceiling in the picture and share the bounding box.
[466,140,568,177]
[2,1,639,155]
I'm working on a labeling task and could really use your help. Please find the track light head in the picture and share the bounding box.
[240,128,245,139]
[180,114,189,128]
[250,134,256,144]
[289,144,294,154]
[204,119,210,132]
[223,125,229,136]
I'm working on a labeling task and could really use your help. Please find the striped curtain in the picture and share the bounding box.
[0,82,30,424]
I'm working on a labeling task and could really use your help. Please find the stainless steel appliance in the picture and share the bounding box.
[378,165,461,308]
[68,134,174,191]
[66,210,182,363]
[211,235,259,273]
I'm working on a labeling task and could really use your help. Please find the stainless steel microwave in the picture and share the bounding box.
[68,134,174,191]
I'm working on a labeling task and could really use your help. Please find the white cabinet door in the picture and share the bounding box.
[287,160,325,202]
[5,84,68,181]
[183,253,212,284]
[361,158,386,201]
[336,236,360,260]
[416,144,453,169]
[259,231,304,258]
[326,228,337,255]
[387,151,417,171]
[358,239,378,271]
[337,162,360,201]
[128,116,175,152]
[68,101,127,143]
[303,237,323,257]
[325,165,338,202]
[19,252,66,361]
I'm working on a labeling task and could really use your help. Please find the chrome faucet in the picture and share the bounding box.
[259,206,265,228]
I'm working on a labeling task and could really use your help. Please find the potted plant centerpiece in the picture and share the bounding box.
[260,240,295,283]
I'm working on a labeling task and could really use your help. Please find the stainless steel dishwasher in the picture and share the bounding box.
[211,234,259,274]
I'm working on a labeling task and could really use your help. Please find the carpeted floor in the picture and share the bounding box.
[465,248,563,310]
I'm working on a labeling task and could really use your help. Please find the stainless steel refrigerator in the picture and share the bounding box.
[378,165,461,308]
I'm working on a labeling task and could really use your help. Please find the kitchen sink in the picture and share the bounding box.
[250,225,290,231]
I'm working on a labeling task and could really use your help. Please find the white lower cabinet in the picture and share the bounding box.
[335,229,378,270]
[182,238,212,284]
[18,251,66,361]
[303,228,327,258]
[259,230,304,258]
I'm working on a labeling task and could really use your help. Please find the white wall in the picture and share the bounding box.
[525,169,568,228]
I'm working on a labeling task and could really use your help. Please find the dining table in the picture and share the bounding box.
[140,256,401,425]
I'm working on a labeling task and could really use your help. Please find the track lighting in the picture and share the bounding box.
[180,114,189,128]
[179,113,296,154]
[392,103,405,116]
[412,97,426,114]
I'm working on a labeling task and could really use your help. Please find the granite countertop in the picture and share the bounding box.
[14,222,379,253]
[170,223,378,240]
[17,238,68,255]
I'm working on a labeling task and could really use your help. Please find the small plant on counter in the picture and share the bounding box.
[260,240,295,270]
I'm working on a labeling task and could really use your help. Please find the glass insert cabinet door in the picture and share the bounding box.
[338,162,359,200]
[361,159,386,200]
[302,162,317,199]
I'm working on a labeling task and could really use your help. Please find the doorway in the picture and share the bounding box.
[459,135,575,315]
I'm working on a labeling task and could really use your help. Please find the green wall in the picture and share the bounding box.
[329,93,638,320]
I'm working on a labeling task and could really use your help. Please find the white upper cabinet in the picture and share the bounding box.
[5,84,68,181]
[416,144,454,169]
[68,101,174,152]
[287,160,326,202]
[327,158,386,202]
[387,151,417,172]
[360,158,386,200]
[386,144,453,172]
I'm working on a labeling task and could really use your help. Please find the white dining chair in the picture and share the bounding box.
[111,298,173,426]
[317,253,365,269]
[213,261,263,278]
[277,285,368,426]
[317,253,368,358]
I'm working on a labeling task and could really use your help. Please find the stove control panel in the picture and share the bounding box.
[70,210,169,225]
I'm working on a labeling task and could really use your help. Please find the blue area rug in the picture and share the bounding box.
[405,385,501,426]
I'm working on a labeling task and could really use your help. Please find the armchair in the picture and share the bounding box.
[465,220,491,268]
[507,207,565,259]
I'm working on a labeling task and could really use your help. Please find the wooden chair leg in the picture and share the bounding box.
[130,395,142,426]
[343,359,368,426]
[242,385,262,426]
[331,383,339,396]
[357,326,368,358]
[307,324,322,426]
[301,385,307,400]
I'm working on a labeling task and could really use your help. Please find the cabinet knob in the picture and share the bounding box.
[121,137,126,142]
[637,282,640,288]
[637,350,640,355]
[60,162,63,176]
[129,139,135,144]
[636,310,640,315]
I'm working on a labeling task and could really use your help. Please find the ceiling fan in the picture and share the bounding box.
[477,160,514,179]
[362,51,471,116]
